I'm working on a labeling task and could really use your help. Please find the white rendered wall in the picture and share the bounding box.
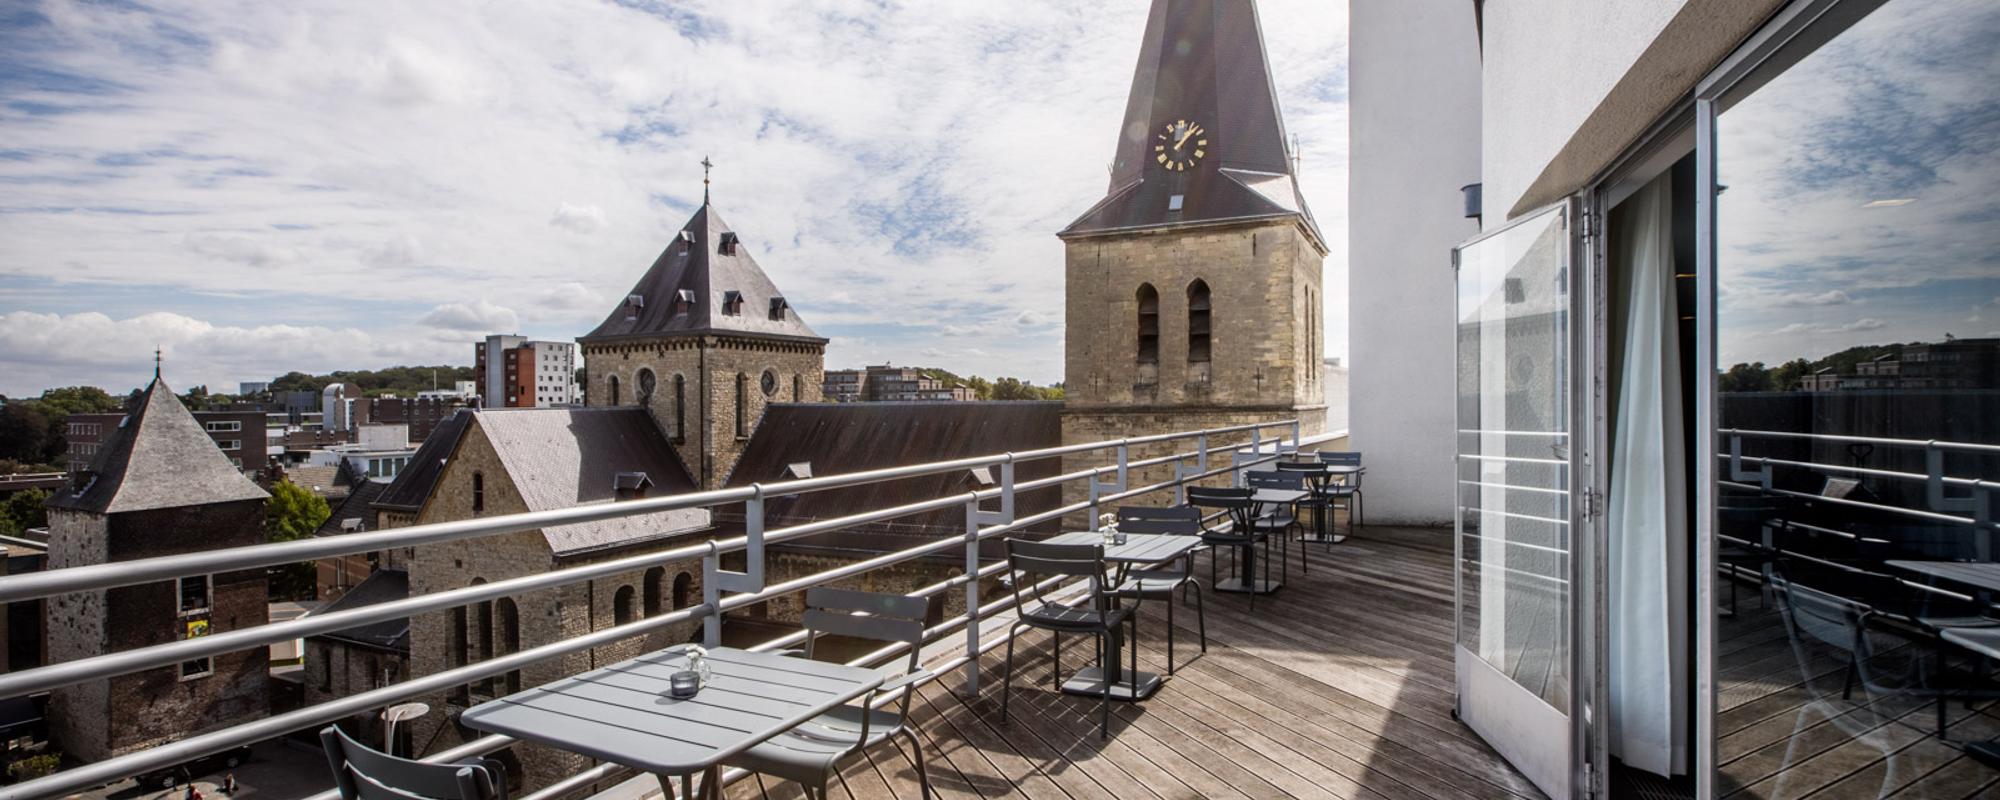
[1348,0,1482,525]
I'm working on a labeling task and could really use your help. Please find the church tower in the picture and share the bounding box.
[1060,0,1328,466]
[578,194,826,489]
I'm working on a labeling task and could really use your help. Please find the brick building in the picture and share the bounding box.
[43,376,271,763]
[821,365,976,402]
[474,336,576,409]
[1058,0,1328,504]
[578,200,827,489]
[69,408,268,475]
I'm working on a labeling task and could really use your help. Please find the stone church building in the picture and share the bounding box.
[1060,0,1330,501]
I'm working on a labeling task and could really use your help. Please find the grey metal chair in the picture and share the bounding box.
[1246,469,1307,574]
[1113,506,1207,674]
[321,725,507,800]
[727,587,932,800]
[1186,486,1271,611]
[1317,450,1365,529]
[1001,538,1135,739]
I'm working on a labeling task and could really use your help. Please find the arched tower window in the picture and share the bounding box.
[1187,279,1213,365]
[672,572,693,609]
[793,374,804,401]
[1136,284,1160,365]
[672,374,686,443]
[643,566,666,617]
[471,472,485,513]
[608,375,621,406]
[734,373,749,438]
[495,597,520,694]
[636,368,656,406]
[614,585,636,625]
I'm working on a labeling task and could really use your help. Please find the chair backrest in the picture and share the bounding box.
[1245,470,1306,490]
[1770,574,1883,701]
[801,587,929,672]
[1272,462,1322,475]
[1117,506,1201,536]
[1317,451,1362,466]
[322,726,505,800]
[1006,539,1110,610]
[1185,486,1256,535]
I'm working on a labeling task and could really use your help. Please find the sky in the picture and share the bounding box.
[0,0,1351,398]
[1714,0,2000,367]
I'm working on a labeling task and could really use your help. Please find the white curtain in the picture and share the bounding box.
[1608,174,1689,777]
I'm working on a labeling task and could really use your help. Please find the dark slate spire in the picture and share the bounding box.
[49,376,268,514]
[580,203,825,345]
[1059,0,1323,250]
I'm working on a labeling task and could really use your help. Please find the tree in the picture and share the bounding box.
[269,371,319,393]
[1768,358,1815,393]
[0,488,50,536]
[1718,362,1772,393]
[37,386,121,417]
[265,480,330,600]
[0,404,50,464]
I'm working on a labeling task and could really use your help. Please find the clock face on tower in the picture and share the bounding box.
[1154,119,1208,171]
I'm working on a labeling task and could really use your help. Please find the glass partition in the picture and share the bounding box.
[1710,0,2000,794]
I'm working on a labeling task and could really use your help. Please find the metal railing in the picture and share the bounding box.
[0,417,1336,800]
[1719,428,1997,553]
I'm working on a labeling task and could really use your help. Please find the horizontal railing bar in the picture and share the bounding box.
[1721,428,2000,454]
[1457,479,1569,496]
[1721,453,1989,488]
[1460,507,1571,527]
[1456,429,1570,437]
[1719,480,1986,527]
[0,419,1297,605]
[1456,454,1570,466]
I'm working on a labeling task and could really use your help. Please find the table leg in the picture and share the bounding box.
[1059,603,1163,701]
[1214,540,1280,593]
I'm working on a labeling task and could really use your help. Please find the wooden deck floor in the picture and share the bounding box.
[1716,578,2000,799]
[725,525,1543,800]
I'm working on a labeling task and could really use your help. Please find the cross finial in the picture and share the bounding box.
[701,155,713,205]
[153,347,162,380]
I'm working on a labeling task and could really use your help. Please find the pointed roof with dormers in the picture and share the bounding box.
[1059,0,1324,253]
[580,203,825,346]
[49,376,268,515]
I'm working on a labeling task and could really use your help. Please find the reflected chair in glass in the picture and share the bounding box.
[322,725,508,800]
[1186,486,1272,610]
[1112,505,1207,674]
[1767,575,1910,797]
[727,587,933,800]
[1246,469,1307,574]
[1000,539,1136,739]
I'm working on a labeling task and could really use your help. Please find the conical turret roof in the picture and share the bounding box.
[49,377,268,514]
[581,204,824,345]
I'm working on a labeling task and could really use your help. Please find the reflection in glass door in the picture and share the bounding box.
[1455,201,1583,799]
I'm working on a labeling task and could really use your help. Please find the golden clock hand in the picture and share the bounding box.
[1175,127,1195,149]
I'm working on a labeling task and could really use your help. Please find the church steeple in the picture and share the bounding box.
[1060,0,1322,251]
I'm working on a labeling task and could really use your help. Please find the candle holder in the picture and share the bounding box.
[668,670,701,699]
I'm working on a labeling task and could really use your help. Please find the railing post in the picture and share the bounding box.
[1976,483,1994,562]
[963,498,982,694]
[701,548,721,648]
[999,455,1016,523]
[711,486,767,594]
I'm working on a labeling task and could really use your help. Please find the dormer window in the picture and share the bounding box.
[722,290,744,315]
[625,293,644,321]
[768,296,789,321]
[674,289,696,315]
[677,230,695,250]
[613,471,652,501]
[784,462,812,480]
[718,231,740,255]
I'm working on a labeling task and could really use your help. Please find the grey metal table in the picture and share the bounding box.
[1287,463,1363,543]
[460,645,883,797]
[1886,560,2000,601]
[1043,531,1201,701]
[1209,488,1308,595]
[1943,627,2000,660]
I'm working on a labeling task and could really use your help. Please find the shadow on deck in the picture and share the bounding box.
[723,524,1543,800]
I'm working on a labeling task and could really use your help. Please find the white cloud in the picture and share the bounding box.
[549,203,609,234]
[417,300,519,332]
[0,310,454,395]
[0,0,1350,389]
[1771,290,1852,307]
[1770,317,1885,335]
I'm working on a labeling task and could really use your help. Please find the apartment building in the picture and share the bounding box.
[473,335,576,408]
[68,409,268,474]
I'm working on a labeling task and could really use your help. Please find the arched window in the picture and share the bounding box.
[614,585,636,625]
[636,368,656,406]
[608,375,620,406]
[1187,279,1213,365]
[672,572,693,609]
[643,567,667,617]
[495,598,520,694]
[793,374,805,401]
[471,471,485,513]
[672,374,686,443]
[734,373,749,438]
[1136,284,1160,365]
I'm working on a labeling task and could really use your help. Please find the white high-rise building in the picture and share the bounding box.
[474,335,576,408]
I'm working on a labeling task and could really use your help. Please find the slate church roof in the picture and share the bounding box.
[49,377,268,515]
[373,408,472,514]
[580,204,824,345]
[468,407,710,555]
[1060,0,1325,251]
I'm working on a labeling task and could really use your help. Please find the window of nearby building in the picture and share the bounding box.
[722,290,744,315]
[793,374,805,401]
[735,373,749,438]
[637,368,657,406]
[608,375,620,406]
[644,567,667,617]
[672,374,686,443]
[496,597,520,694]
[178,575,211,615]
[205,420,242,432]
[1136,283,1160,365]
[761,370,779,397]
[672,572,693,610]
[614,585,636,625]
[1187,279,1213,365]
[472,471,485,513]
[217,439,241,451]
